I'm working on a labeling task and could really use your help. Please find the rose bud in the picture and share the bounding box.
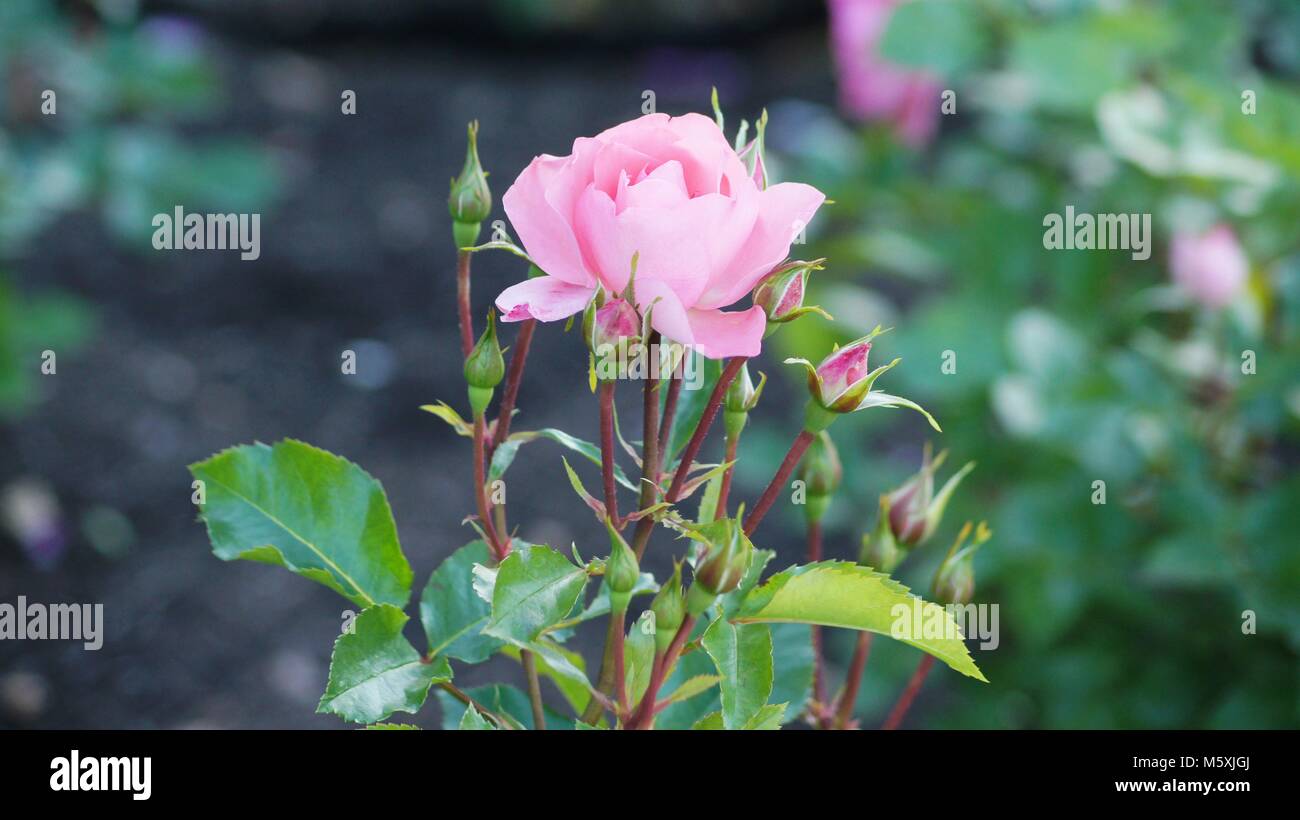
[752,259,830,329]
[650,561,686,654]
[859,495,902,574]
[932,521,991,606]
[449,120,492,248]
[797,431,841,524]
[463,309,505,418]
[786,326,939,433]
[604,517,640,614]
[723,362,766,438]
[685,515,753,614]
[886,444,975,548]
[1169,224,1248,309]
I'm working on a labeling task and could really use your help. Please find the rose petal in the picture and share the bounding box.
[635,279,765,359]
[495,275,596,323]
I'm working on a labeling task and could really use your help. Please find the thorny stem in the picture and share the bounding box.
[521,649,546,730]
[881,654,934,730]
[835,632,873,729]
[473,413,506,560]
[807,519,828,718]
[456,250,474,358]
[627,613,697,730]
[599,380,620,527]
[492,318,535,452]
[742,429,814,536]
[714,429,740,520]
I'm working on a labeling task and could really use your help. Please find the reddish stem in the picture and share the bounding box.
[599,380,620,527]
[881,654,934,730]
[714,430,740,520]
[742,430,814,536]
[835,632,873,729]
[456,250,473,358]
[664,356,747,503]
[657,374,683,455]
[611,609,628,715]
[492,318,535,452]
[627,614,697,730]
[636,354,662,517]
[473,414,505,560]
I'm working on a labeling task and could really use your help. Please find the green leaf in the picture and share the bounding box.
[433,684,568,730]
[189,440,413,609]
[363,722,420,730]
[317,605,451,724]
[878,0,989,76]
[661,674,721,707]
[769,624,815,723]
[701,618,774,730]
[419,402,473,437]
[692,702,785,730]
[624,611,657,707]
[484,545,589,644]
[419,540,503,664]
[502,641,593,714]
[488,437,524,483]
[734,561,987,682]
[655,643,721,729]
[509,428,638,491]
[662,353,722,462]
[458,703,495,730]
[692,711,724,730]
[557,572,659,632]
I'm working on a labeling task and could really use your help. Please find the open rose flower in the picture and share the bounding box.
[494,112,825,358]
[828,0,942,147]
[1169,224,1248,309]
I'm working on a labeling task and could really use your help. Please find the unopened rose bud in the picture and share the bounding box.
[604,517,639,613]
[752,259,829,329]
[797,431,841,523]
[787,326,939,433]
[590,297,640,355]
[886,444,974,548]
[932,521,990,606]
[650,562,686,654]
[723,362,766,438]
[859,495,902,573]
[464,310,504,417]
[686,516,753,613]
[449,121,492,248]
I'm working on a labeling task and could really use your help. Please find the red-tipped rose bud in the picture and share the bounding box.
[787,326,939,433]
[449,121,492,247]
[797,431,841,524]
[752,259,829,329]
[464,309,504,417]
[886,444,975,548]
[932,521,990,606]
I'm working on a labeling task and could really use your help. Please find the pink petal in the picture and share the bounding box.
[635,279,765,359]
[502,145,600,287]
[695,182,826,310]
[495,275,596,323]
[817,341,872,402]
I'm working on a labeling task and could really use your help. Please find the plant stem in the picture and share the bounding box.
[627,613,697,730]
[807,519,828,716]
[580,609,623,725]
[881,654,934,730]
[611,609,628,715]
[473,413,505,560]
[657,373,683,454]
[456,250,474,358]
[492,317,535,452]
[437,681,512,729]
[742,429,814,536]
[599,379,620,526]
[521,649,546,730]
[834,632,873,729]
[715,429,740,520]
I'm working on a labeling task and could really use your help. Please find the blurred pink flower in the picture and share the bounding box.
[495,113,825,359]
[1169,225,1248,309]
[827,0,942,147]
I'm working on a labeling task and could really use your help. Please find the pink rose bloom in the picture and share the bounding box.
[827,0,942,147]
[1169,224,1248,309]
[494,113,825,358]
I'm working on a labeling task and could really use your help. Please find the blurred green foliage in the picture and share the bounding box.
[762,0,1299,727]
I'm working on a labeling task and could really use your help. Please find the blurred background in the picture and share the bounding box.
[1,0,1297,729]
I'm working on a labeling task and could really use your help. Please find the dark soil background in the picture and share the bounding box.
[0,5,838,728]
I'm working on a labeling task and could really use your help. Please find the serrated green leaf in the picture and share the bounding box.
[744,703,787,729]
[661,674,721,707]
[318,604,450,724]
[655,642,721,729]
[458,703,494,730]
[488,437,524,482]
[696,470,724,523]
[189,440,412,608]
[769,624,814,722]
[484,545,589,644]
[419,402,473,437]
[735,561,987,682]
[509,428,638,491]
[702,618,774,730]
[363,722,421,730]
[420,540,503,664]
[692,711,725,730]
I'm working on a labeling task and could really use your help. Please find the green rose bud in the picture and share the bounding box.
[723,363,766,439]
[932,521,990,606]
[464,310,504,417]
[604,517,639,613]
[859,495,903,574]
[686,515,753,613]
[797,430,841,523]
[449,121,492,247]
[650,562,686,655]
